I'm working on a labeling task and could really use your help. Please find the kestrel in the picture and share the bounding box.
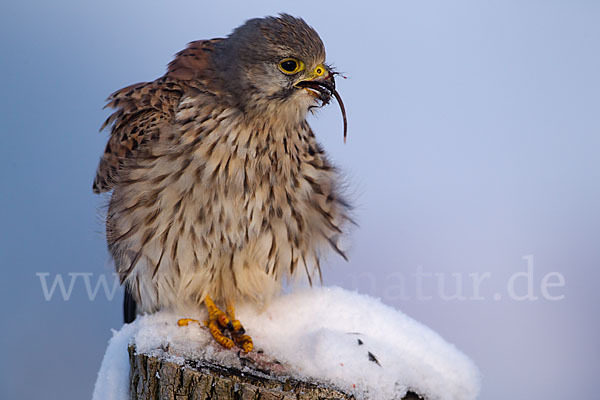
[94,14,350,352]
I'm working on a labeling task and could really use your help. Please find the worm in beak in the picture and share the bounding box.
[295,79,348,143]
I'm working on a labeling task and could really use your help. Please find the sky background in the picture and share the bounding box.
[1,1,599,399]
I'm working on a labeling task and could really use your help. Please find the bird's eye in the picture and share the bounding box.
[278,58,304,74]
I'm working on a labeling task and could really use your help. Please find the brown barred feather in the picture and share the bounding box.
[93,40,223,194]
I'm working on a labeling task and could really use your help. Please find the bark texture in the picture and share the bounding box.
[128,345,422,400]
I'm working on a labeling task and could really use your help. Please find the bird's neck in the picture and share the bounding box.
[177,94,312,154]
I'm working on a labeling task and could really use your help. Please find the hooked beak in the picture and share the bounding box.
[294,68,348,143]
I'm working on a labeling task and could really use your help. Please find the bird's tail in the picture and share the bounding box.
[123,287,137,324]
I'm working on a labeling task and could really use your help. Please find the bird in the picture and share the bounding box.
[93,14,351,352]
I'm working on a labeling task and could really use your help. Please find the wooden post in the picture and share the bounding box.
[128,345,422,399]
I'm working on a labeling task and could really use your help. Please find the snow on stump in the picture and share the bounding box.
[128,344,405,399]
[93,287,481,400]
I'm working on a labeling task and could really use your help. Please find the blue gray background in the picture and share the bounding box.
[1,1,598,398]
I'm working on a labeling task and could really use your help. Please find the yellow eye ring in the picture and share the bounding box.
[278,58,304,75]
[314,65,325,76]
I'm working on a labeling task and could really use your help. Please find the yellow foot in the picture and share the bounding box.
[177,318,201,327]
[177,296,253,353]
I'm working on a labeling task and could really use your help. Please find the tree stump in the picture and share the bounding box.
[128,345,422,400]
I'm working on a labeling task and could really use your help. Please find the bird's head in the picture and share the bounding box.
[214,14,346,136]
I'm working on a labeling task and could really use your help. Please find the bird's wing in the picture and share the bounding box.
[92,39,223,193]
[92,80,181,193]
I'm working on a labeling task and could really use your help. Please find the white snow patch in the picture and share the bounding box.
[92,323,138,400]
[93,286,480,400]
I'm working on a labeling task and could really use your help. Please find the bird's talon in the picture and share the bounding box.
[201,295,254,352]
[229,319,244,333]
[216,313,230,328]
[233,333,253,353]
[207,319,235,349]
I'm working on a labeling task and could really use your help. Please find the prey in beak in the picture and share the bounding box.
[295,68,348,143]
